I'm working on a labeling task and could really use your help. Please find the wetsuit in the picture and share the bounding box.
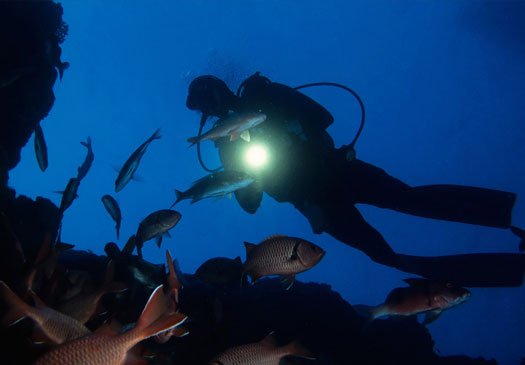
[214,73,524,287]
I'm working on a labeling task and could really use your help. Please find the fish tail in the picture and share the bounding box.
[166,250,182,291]
[353,304,385,321]
[285,339,316,360]
[186,137,198,147]
[80,136,92,148]
[134,285,187,340]
[170,190,184,208]
[149,128,162,142]
[0,281,34,326]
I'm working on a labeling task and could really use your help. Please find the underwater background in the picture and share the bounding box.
[8,1,525,364]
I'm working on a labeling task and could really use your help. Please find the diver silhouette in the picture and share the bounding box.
[185,72,525,287]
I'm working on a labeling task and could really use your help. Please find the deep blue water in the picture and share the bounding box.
[9,1,525,364]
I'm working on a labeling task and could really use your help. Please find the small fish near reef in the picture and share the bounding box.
[353,278,471,325]
[77,137,94,181]
[34,124,48,172]
[33,284,187,365]
[134,209,182,258]
[187,111,267,146]
[194,256,244,287]
[115,128,161,192]
[242,235,326,289]
[171,170,255,207]
[57,177,81,215]
[101,194,122,240]
[209,332,314,365]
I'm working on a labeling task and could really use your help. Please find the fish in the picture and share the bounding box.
[33,284,187,365]
[187,112,267,146]
[57,177,81,215]
[134,210,182,258]
[101,194,122,239]
[58,261,127,324]
[115,128,161,192]
[77,137,94,181]
[242,235,326,289]
[194,256,244,287]
[34,124,48,172]
[353,278,471,325]
[209,332,314,365]
[0,281,90,345]
[171,171,255,207]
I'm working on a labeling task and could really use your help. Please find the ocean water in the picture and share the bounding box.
[9,1,525,364]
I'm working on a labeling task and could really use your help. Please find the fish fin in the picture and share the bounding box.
[240,130,250,142]
[125,352,150,365]
[280,275,295,290]
[122,234,136,255]
[31,325,57,345]
[403,278,429,288]
[422,309,442,325]
[155,235,163,248]
[244,242,257,256]
[170,189,184,208]
[116,223,120,240]
[352,304,385,321]
[187,137,199,147]
[80,137,92,148]
[284,339,316,360]
[170,325,190,337]
[131,174,144,183]
[260,332,278,346]
[135,285,187,339]
[101,261,128,295]
[28,290,47,309]
[0,281,32,326]
[264,234,288,241]
[166,250,182,291]
[148,128,162,143]
[165,231,172,239]
[233,256,242,265]
[94,323,118,336]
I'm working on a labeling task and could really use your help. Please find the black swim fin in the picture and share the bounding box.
[395,253,525,287]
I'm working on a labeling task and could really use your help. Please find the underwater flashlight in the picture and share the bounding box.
[244,144,269,169]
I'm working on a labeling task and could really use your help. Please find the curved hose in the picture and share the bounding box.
[294,82,365,149]
[196,114,222,172]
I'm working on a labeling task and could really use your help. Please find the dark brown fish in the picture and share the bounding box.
[101,194,122,240]
[0,281,90,344]
[209,333,314,365]
[34,284,187,365]
[134,209,182,258]
[77,137,94,181]
[243,235,325,289]
[354,278,471,324]
[195,256,243,287]
[58,177,81,215]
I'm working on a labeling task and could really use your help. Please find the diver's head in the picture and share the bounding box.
[186,75,238,118]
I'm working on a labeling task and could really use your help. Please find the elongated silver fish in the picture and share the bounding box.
[134,209,182,258]
[243,235,325,289]
[187,112,266,146]
[34,285,187,365]
[34,124,48,172]
[77,137,94,181]
[171,171,255,207]
[115,128,161,192]
[58,178,80,215]
[101,194,121,239]
[209,333,314,365]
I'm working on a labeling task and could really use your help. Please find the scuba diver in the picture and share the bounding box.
[185,72,525,287]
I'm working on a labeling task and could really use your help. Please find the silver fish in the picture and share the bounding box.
[187,112,266,146]
[135,209,182,258]
[34,124,48,172]
[77,137,94,181]
[171,171,255,207]
[101,194,121,239]
[115,128,161,192]
[58,178,80,215]
[243,235,325,289]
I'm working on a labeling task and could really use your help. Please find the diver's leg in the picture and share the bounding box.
[395,253,525,287]
[296,200,397,267]
[345,159,516,228]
